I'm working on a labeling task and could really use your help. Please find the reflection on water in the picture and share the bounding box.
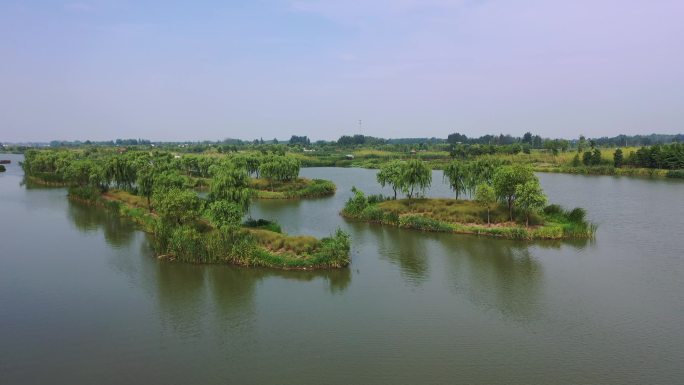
[367,224,431,284]
[442,236,542,320]
[67,200,137,248]
[63,195,353,335]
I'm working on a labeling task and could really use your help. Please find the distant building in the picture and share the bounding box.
[345,154,355,160]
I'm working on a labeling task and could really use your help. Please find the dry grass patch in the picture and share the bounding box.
[377,198,510,225]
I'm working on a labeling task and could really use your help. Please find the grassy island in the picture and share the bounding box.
[22,149,350,269]
[342,192,594,240]
[342,160,595,240]
[249,177,336,199]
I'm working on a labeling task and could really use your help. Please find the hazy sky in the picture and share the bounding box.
[1,0,683,142]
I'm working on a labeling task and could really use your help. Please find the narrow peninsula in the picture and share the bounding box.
[22,149,349,269]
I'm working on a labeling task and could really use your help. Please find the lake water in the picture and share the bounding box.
[1,154,683,385]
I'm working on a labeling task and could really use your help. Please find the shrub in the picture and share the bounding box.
[543,204,564,215]
[343,187,369,216]
[68,185,100,202]
[567,207,587,223]
[399,215,452,232]
[360,205,385,222]
[243,218,282,233]
[314,229,351,267]
[666,170,684,179]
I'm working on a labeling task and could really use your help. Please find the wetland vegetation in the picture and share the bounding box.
[342,159,595,240]
[21,149,349,269]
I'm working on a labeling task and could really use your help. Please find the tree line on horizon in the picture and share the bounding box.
[4,132,681,151]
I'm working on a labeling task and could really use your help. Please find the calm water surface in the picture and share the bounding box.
[1,154,683,385]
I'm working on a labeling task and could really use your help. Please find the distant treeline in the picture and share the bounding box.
[8,132,678,149]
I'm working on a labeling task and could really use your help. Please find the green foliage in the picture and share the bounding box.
[343,187,370,216]
[398,214,453,232]
[206,200,243,228]
[474,183,496,225]
[0,164,5,172]
[376,160,405,199]
[666,169,684,178]
[313,229,351,267]
[136,166,155,209]
[626,143,684,169]
[572,153,581,167]
[492,165,535,220]
[250,177,336,199]
[591,148,602,165]
[515,179,548,226]
[153,188,202,226]
[209,165,251,212]
[401,159,432,199]
[243,218,282,233]
[153,170,186,192]
[259,155,301,183]
[68,185,100,202]
[443,161,467,198]
[613,148,624,168]
[567,207,586,223]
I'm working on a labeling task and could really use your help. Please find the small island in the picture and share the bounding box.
[22,149,350,269]
[342,160,595,240]
[250,177,336,199]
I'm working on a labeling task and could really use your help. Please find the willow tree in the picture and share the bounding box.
[209,166,251,213]
[153,188,202,226]
[443,161,467,199]
[376,160,405,199]
[259,155,301,190]
[401,159,432,200]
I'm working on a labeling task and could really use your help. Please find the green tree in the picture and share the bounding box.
[443,161,467,199]
[153,170,186,192]
[464,158,504,195]
[492,165,534,221]
[136,166,155,211]
[572,153,581,167]
[578,135,587,153]
[515,180,547,226]
[582,151,593,166]
[613,148,624,168]
[206,200,243,228]
[209,166,251,213]
[591,148,602,166]
[376,160,405,199]
[474,183,496,225]
[401,159,432,200]
[153,188,202,226]
[259,155,301,188]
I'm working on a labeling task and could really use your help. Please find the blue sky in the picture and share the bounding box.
[1,0,683,141]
